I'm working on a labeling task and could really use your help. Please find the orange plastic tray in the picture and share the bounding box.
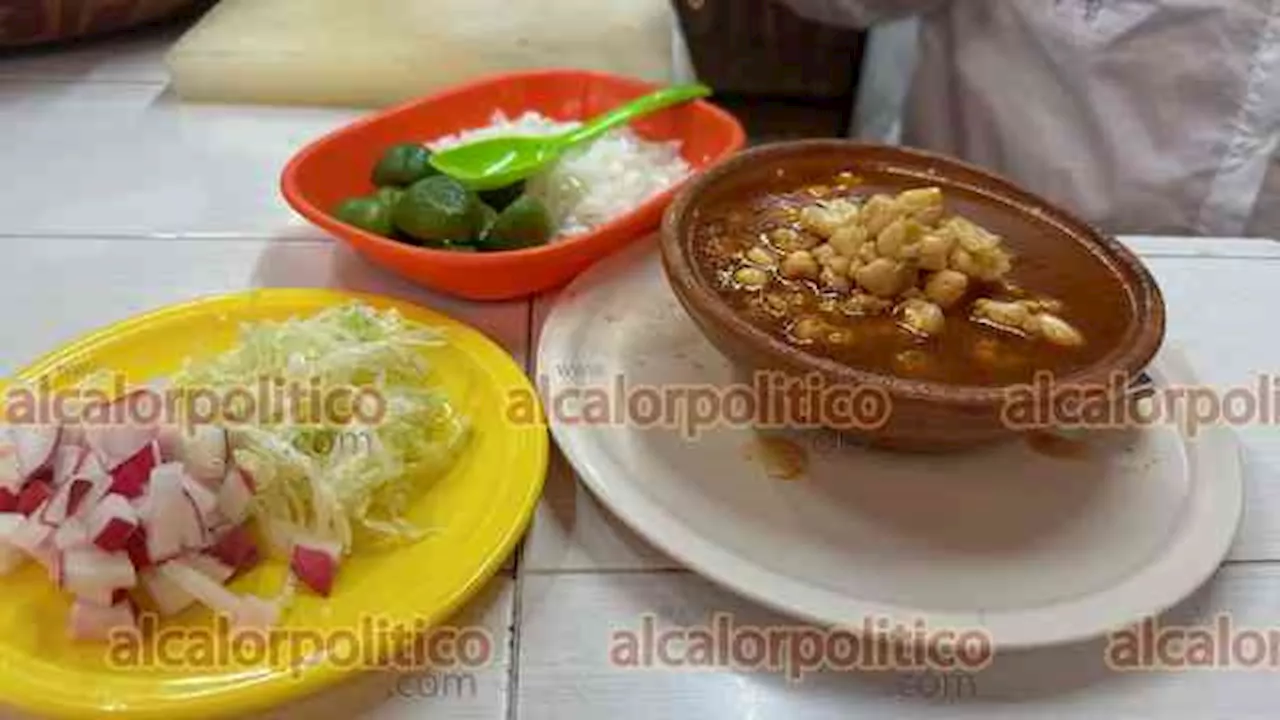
[281,69,746,301]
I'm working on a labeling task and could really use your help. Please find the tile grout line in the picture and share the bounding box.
[0,77,167,86]
[505,548,527,720]
[525,296,538,378]
[503,295,538,720]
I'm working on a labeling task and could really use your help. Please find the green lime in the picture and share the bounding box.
[477,202,499,240]
[419,238,479,252]
[479,194,554,251]
[333,196,394,237]
[371,143,437,187]
[375,186,405,209]
[478,182,526,212]
[393,175,480,242]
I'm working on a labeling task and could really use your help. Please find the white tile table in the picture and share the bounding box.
[2,20,1280,720]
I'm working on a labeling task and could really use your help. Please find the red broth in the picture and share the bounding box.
[689,170,1133,387]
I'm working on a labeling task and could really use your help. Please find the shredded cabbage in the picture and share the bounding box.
[170,302,470,555]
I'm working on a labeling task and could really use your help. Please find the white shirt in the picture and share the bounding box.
[776,0,1280,237]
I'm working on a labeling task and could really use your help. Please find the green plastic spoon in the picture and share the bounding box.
[427,83,713,191]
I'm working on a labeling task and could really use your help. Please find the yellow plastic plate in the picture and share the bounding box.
[0,289,547,719]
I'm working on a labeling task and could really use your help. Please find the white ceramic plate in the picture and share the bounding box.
[538,236,1244,650]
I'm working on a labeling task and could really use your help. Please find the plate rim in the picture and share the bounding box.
[538,241,1245,651]
[0,288,548,719]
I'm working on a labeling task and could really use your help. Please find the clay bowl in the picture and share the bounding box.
[659,140,1166,452]
[0,0,208,48]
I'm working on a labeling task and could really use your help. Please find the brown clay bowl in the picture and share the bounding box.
[0,0,208,48]
[659,140,1166,452]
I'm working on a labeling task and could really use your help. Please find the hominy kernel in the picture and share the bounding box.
[734,267,770,288]
[924,270,969,308]
[1035,314,1085,346]
[820,267,852,292]
[855,258,904,298]
[830,225,868,257]
[746,246,778,267]
[791,316,826,342]
[898,299,945,336]
[781,251,820,280]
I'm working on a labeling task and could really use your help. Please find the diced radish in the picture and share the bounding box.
[234,595,281,630]
[53,517,91,551]
[79,474,112,520]
[0,437,22,494]
[202,507,227,533]
[156,560,240,615]
[77,450,108,482]
[177,510,208,551]
[87,495,138,553]
[290,537,342,597]
[108,442,158,499]
[124,525,152,570]
[73,583,116,607]
[60,424,86,448]
[68,599,135,641]
[10,424,61,482]
[86,423,156,471]
[157,560,279,629]
[41,484,74,525]
[183,523,208,551]
[52,445,88,487]
[83,391,159,470]
[9,514,53,555]
[299,535,343,559]
[16,479,53,516]
[217,467,254,525]
[62,547,137,593]
[156,424,184,463]
[209,524,260,574]
[67,480,95,516]
[140,465,196,562]
[62,549,134,592]
[185,553,235,584]
[139,567,195,616]
[179,425,228,485]
[143,518,183,565]
[0,402,297,644]
[0,488,18,513]
[148,462,188,488]
[41,476,98,525]
[0,512,26,538]
[182,475,218,524]
[168,479,211,552]
[0,513,28,575]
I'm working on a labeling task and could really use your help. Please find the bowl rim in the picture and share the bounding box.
[659,139,1167,407]
[280,67,747,266]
